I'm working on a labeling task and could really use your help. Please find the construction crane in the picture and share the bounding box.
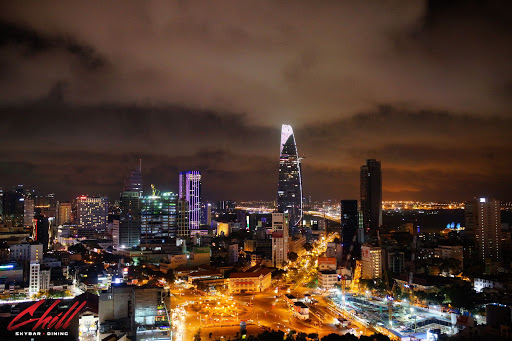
[151,184,160,197]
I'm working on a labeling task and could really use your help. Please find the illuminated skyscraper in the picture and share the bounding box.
[119,191,141,248]
[124,160,143,195]
[179,171,201,231]
[277,124,303,233]
[465,197,501,264]
[140,192,178,244]
[360,159,382,233]
[75,196,108,238]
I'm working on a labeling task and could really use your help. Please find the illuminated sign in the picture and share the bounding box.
[0,295,96,341]
[0,265,14,270]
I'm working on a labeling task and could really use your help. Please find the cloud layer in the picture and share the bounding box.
[1,0,511,201]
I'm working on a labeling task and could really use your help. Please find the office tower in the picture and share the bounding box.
[118,191,141,249]
[200,202,211,226]
[465,197,501,264]
[75,196,108,238]
[340,200,358,254]
[271,213,289,268]
[124,160,143,195]
[177,198,190,238]
[57,201,72,225]
[140,192,178,244]
[277,124,303,233]
[179,171,201,231]
[2,189,24,228]
[23,198,35,227]
[33,213,50,253]
[360,159,382,233]
[361,245,383,279]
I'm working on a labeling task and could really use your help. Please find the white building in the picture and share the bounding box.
[271,213,289,268]
[361,245,382,279]
[10,243,43,263]
[293,302,309,320]
[474,277,505,293]
[318,270,339,290]
[29,262,40,295]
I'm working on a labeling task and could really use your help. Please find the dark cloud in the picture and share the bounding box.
[0,1,511,201]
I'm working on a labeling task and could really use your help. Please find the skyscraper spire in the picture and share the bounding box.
[277,124,303,234]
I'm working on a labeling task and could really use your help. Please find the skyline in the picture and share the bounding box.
[1,1,512,202]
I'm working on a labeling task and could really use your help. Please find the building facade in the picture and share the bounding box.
[277,124,303,234]
[340,200,358,254]
[361,245,382,279]
[179,171,202,231]
[75,196,108,238]
[360,159,382,233]
[119,191,141,249]
[140,192,178,244]
[465,197,501,264]
[271,213,289,268]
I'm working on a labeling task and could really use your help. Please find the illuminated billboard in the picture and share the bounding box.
[0,293,98,341]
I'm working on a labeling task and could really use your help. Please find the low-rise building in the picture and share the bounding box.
[318,270,339,290]
[227,266,272,294]
[293,301,309,320]
[474,277,505,293]
[188,270,223,286]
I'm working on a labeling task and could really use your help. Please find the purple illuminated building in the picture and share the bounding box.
[179,171,201,231]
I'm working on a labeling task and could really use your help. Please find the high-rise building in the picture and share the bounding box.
[118,191,141,249]
[465,197,501,264]
[340,200,358,254]
[140,192,178,244]
[361,245,382,279]
[57,201,72,225]
[177,198,190,238]
[33,213,50,253]
[179,171,201,231]
[23,198,35,227]
[2,189,24,228]
[200,202,212,226]
[277,124,303,233]
[360,159,382,233]
[124,160,143,195]
[29,262,41,296]
[75,196,108,238]
[271,213,289,268]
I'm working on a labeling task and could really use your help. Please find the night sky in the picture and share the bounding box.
[1,0,511,202]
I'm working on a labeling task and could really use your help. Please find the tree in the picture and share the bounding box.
[303,243,313,252]
[194,328,201,341]
[163,269,175,283]
[288,252,299,262]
